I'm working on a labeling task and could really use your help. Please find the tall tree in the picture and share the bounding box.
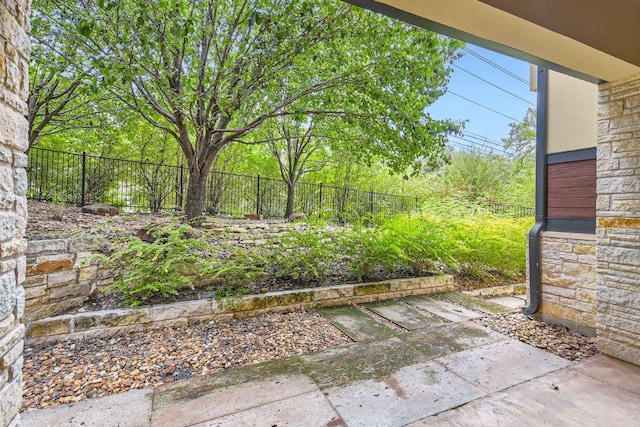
[51,0,462,220]
[503,107,536,160]
[261,116,327,218]
[28,0,115,151]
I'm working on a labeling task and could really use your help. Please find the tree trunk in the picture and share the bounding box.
[285,181,296,218]
[184,167,208,221]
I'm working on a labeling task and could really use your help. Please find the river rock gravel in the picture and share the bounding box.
[476,313,598,362]
[22,310,352,411]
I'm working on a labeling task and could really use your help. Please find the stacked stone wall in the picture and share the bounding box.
[23,221,315,322]
[538,231,597,335]
[0,1,30,425]
[596,73,640,365]
[24,237,112,322]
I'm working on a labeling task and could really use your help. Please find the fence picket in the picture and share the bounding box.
[26,147,534,219]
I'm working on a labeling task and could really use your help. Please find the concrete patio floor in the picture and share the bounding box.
[22,296,640,427]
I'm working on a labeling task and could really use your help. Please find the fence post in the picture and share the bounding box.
[369,189,374,214]
[256,174,261,215]
[319,183,323,212]
[80,151,86,206]
[178,165,184,210]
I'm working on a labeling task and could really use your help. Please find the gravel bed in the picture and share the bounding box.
[22,310,352,411]
[476,313,598,362]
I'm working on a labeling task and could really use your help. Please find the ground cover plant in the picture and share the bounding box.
[97,210,532,308]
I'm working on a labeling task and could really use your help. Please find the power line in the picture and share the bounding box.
[449,134,511,156]
[463,48,529,86]
[463,130,503,146]
[448,91,521,122]
[452,64,535,106]
[461,133,505,149]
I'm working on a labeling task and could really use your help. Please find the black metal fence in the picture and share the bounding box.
[26,147,533,219]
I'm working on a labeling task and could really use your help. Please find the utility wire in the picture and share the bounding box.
[452,64,535,106]
[463,130,503,146]
[448,91,521,122]
[449,134,511,156]
[463,48,529,86]
[462,133,505,150]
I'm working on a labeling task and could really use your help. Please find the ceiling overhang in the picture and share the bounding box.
[344,0,640,83]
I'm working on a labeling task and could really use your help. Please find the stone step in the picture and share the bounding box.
[318,306,396,342]
[405,297,484,322]
[364,300,442,330]
[434,292,515,315]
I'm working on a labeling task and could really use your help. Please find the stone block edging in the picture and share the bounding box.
[463,283,526,298]
[25,275,453,343]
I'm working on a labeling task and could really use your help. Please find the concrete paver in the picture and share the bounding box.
[493,365,640,426]
[417,355,640,427]
[409,397,540,427]
[398,321,507,358]
[151,373,317,427]
[405,297,484,322]
[364,300,442,330]
[191,390,342,427]
[322,361,485,427]
[318,306,396,341]
[572,353,640,395]
[487,296,526,310]
[298,337,427,390]
[21,388,153,427]
[434,292,514,314]
[437,339,572,393]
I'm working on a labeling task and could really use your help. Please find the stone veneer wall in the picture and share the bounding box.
[596,73,640,366]
[0,1,30,425]
[538,231,597,336]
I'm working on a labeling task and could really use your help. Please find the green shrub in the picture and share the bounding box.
[339,225,405,281]
[450,215,531,278]
[205,245,267,291]
[382,215,458,274]
[101,225,221,306]
[269,229,337,285]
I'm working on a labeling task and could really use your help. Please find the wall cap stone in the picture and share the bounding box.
[25,275,453,343]
[541,231,596,241]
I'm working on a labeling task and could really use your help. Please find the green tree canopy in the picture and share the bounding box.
[503,107,536,160]
[41,0,463,219]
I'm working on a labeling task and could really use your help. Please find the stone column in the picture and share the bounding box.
[596,73,640,366]
[0,0,30,425]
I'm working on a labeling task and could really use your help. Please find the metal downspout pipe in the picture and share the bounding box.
[523,67,548,315]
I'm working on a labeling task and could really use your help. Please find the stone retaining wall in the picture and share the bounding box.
[25,275,454,343]
[538,231,597,336]
[596,73,640,365]
[24,236,112,322]
[23,221,314,322]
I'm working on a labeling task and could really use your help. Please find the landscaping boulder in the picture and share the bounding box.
[81,204,120,216]
[244,214,263,220]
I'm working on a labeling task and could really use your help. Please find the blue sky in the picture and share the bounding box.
[427,44,536,156]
